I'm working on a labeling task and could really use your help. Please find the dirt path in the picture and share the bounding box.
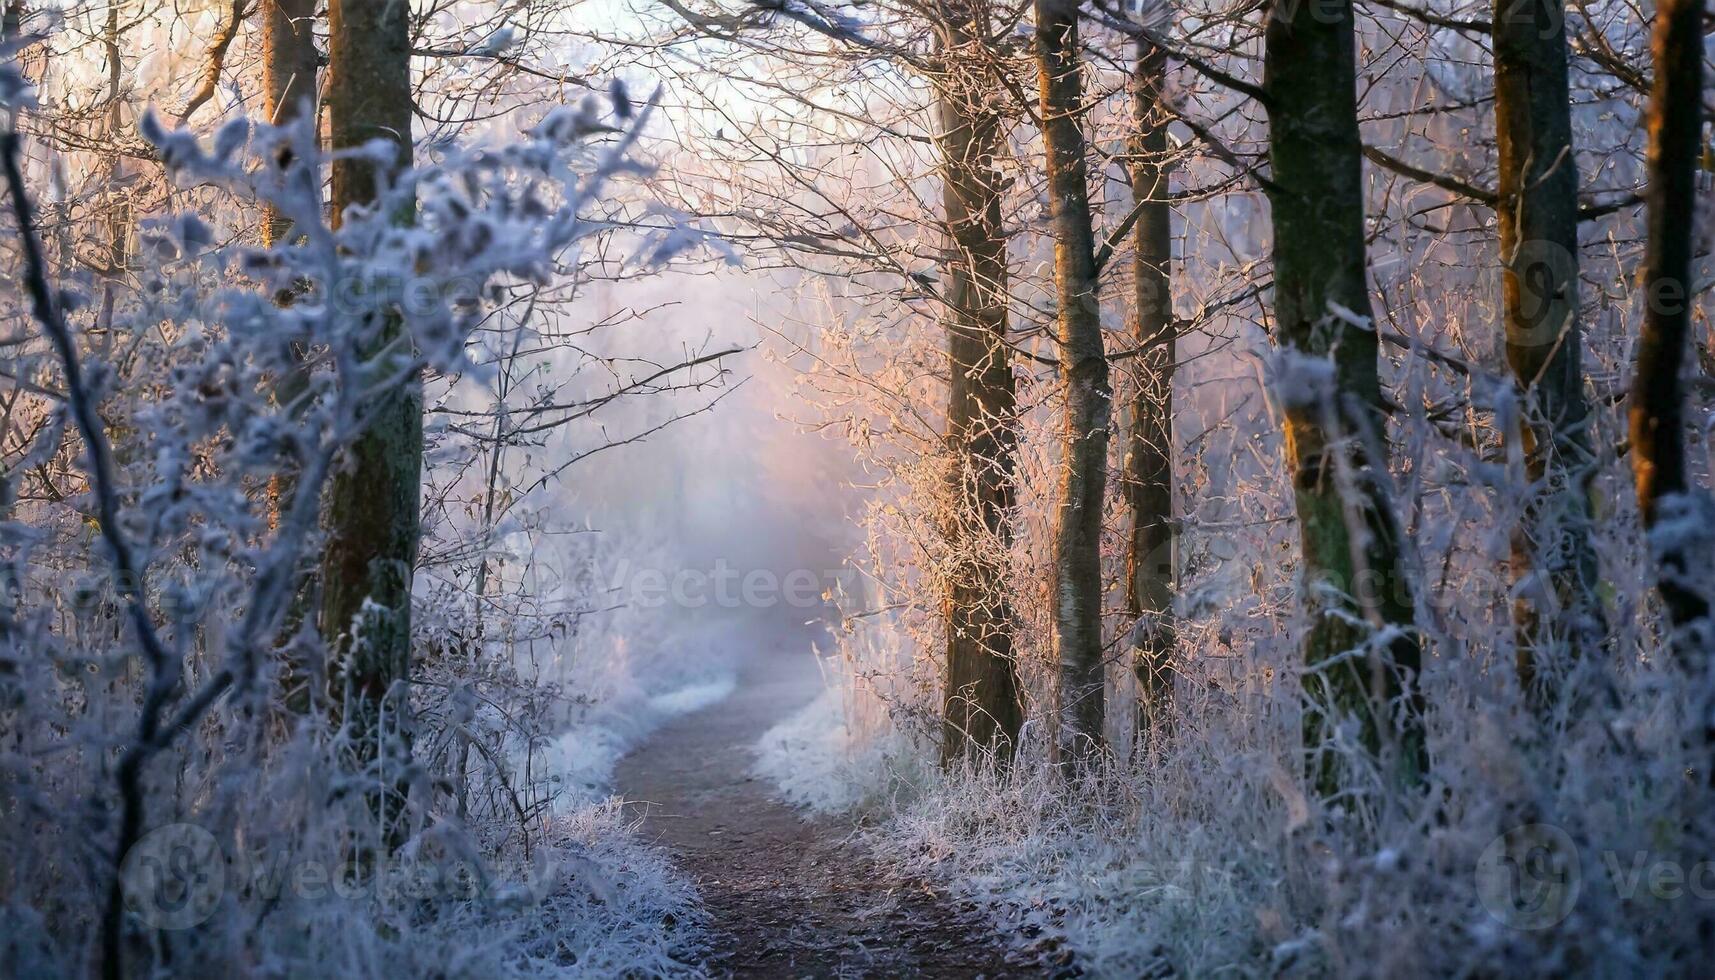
[614,628,1034,978]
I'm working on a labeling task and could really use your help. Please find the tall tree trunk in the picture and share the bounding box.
[262,0,317,489]
[262,0,317,248]
[1125,36,1175,741]
[1035,0,1110,764]
[1261,0,1425,793]
[1492,0,1605,706]
[265,0,319,713]
[322,0,421,840]
[936,4,1023,766]
[1629,0,1709,651]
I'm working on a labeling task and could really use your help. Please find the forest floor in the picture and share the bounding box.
[614,624,1036,978]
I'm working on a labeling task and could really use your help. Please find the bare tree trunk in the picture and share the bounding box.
[935,3,1023,766]
[262,0,317,491]
[1492,0,1605,706]
[264,0,319,714]
[1125,36,1175,742]
[1629,0,1709,651]
[262,0,318,247]
[322,0,421,841]
[1035,0,1110,765]
[1262,0,1425,793]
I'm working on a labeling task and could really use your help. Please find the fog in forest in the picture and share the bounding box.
[1,1,1711,978]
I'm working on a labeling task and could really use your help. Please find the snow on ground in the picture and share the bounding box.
[742,626,1274,974]
[473,590,754,974]
[751,633,1714,978]
[753,686,881,813]
[749,665,1271,975]
[523,540,749,808]
[500,800,711,977]
[752,651,927,815]
[541,669,738,808]
[649,677,740,716]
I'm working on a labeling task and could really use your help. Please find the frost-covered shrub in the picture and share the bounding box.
[774,560,1715,975]
[0,63,706,976]
[744,11,1715,967]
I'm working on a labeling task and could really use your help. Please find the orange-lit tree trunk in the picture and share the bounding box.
[1262,0,1425,793]
[1629,0,1709,654]
[935,3,1023,766]
[263,0,317,247]
[1035,0,1110,764]
[1492,0,1605,706]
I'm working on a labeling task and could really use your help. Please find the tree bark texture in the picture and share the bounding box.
[1262,0,1426,792]
[1126,36,1176,742]
[935,3,1024,766]
[1492,0,1605,704]
[1629,0,1710,651]
[1035,0,1110,764]
[322,0,422,833]
[263,0,319,247]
